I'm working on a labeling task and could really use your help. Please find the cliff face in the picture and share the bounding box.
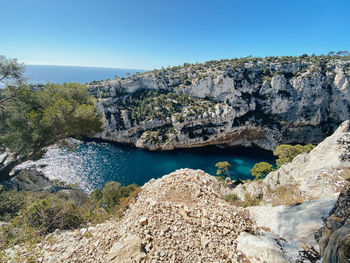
[90,56,350,150]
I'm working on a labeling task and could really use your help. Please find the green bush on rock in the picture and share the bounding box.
[250,162,274,180]
[90,181,139,209]
[273,144,315,168]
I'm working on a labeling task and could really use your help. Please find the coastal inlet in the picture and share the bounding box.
[17,139,275,192]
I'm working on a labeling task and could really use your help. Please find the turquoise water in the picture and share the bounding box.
[23,65,145,84]
[37,141,275,192]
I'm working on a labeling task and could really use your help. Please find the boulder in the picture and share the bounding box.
[106,234,146,263]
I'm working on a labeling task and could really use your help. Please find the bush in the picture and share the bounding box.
[273,144,315,168]
[250,162,274,180]
[224,193,262,208]
[98,181,139,208]
[0,190,50,222]
[0,181,141,253]
[25,198,84,234]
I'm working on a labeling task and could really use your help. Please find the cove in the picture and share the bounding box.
[33,141,275,192]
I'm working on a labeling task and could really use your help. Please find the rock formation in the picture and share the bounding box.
[316,183,350,262]
[90,56,350,150]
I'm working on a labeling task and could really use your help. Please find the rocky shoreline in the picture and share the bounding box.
[4,120,350,262]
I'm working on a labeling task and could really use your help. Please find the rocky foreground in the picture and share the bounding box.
[6,121,350,262]
[13,169,256,262]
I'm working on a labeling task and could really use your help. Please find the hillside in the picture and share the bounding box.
[6,121,350,262]
[89,54,350,150]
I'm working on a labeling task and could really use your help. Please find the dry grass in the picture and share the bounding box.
[224,193,262,208]
[269,184,305,206]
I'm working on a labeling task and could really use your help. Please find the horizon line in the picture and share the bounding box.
[24,63,149,71]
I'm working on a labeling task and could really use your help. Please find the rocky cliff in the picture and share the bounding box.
[90,55,350,150]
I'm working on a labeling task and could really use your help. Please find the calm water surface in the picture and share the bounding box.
[32,141,275,192]
[24,65,145,84]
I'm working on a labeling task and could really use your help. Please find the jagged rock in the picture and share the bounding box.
[11,169,265,262]
[316,183,350,262]
[0,168,89,205]
[106,234,146,263]
[90,58,350,151]
[226,122,350,261]
[321,223,350,262]
[1,168,60,192]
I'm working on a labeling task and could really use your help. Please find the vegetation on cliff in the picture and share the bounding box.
[273,144,315,168]
[119,89,218,124]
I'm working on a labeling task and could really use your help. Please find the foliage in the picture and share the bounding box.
[91,181,139,209]
[0,83,103,155]
[121,89,215,124]
[250,162,274,180]
[0,55,25,85]
[0,180,141,253]
[224,194,239,203]
[0,190,50,221]
[215,161,231,177]
[273,144,315,168]
[24,198,84,234]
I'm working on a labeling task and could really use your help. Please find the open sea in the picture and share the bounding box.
[16,65,275,191]
[24,64,145,84]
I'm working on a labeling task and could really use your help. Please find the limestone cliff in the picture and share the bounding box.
[90,55,350,150]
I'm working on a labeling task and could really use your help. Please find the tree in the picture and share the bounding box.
[250,162,274,180]
[0,56,25,107]
[215,161,231,177]
[0,55,25,85]
[273,144,315,168]
[0,83,103,155]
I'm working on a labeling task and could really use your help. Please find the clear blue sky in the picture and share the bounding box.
[1,0,349,70]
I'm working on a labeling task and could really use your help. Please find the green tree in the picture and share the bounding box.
[0,55,25,86]
[0,83,103,155]
[273,144,315,168]
[215,161,231,177]
[250,162,274,180]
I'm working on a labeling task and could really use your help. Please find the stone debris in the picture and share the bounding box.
[12,169,257,262]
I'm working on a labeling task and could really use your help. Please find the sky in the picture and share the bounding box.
[1,0,349,70]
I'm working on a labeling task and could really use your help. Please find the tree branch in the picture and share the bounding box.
[0,95,15,104]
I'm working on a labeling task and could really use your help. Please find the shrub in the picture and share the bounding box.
[273,144,315,168]
[24,198,84,234]
[224,193,262,208]
[250,162,274,180]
